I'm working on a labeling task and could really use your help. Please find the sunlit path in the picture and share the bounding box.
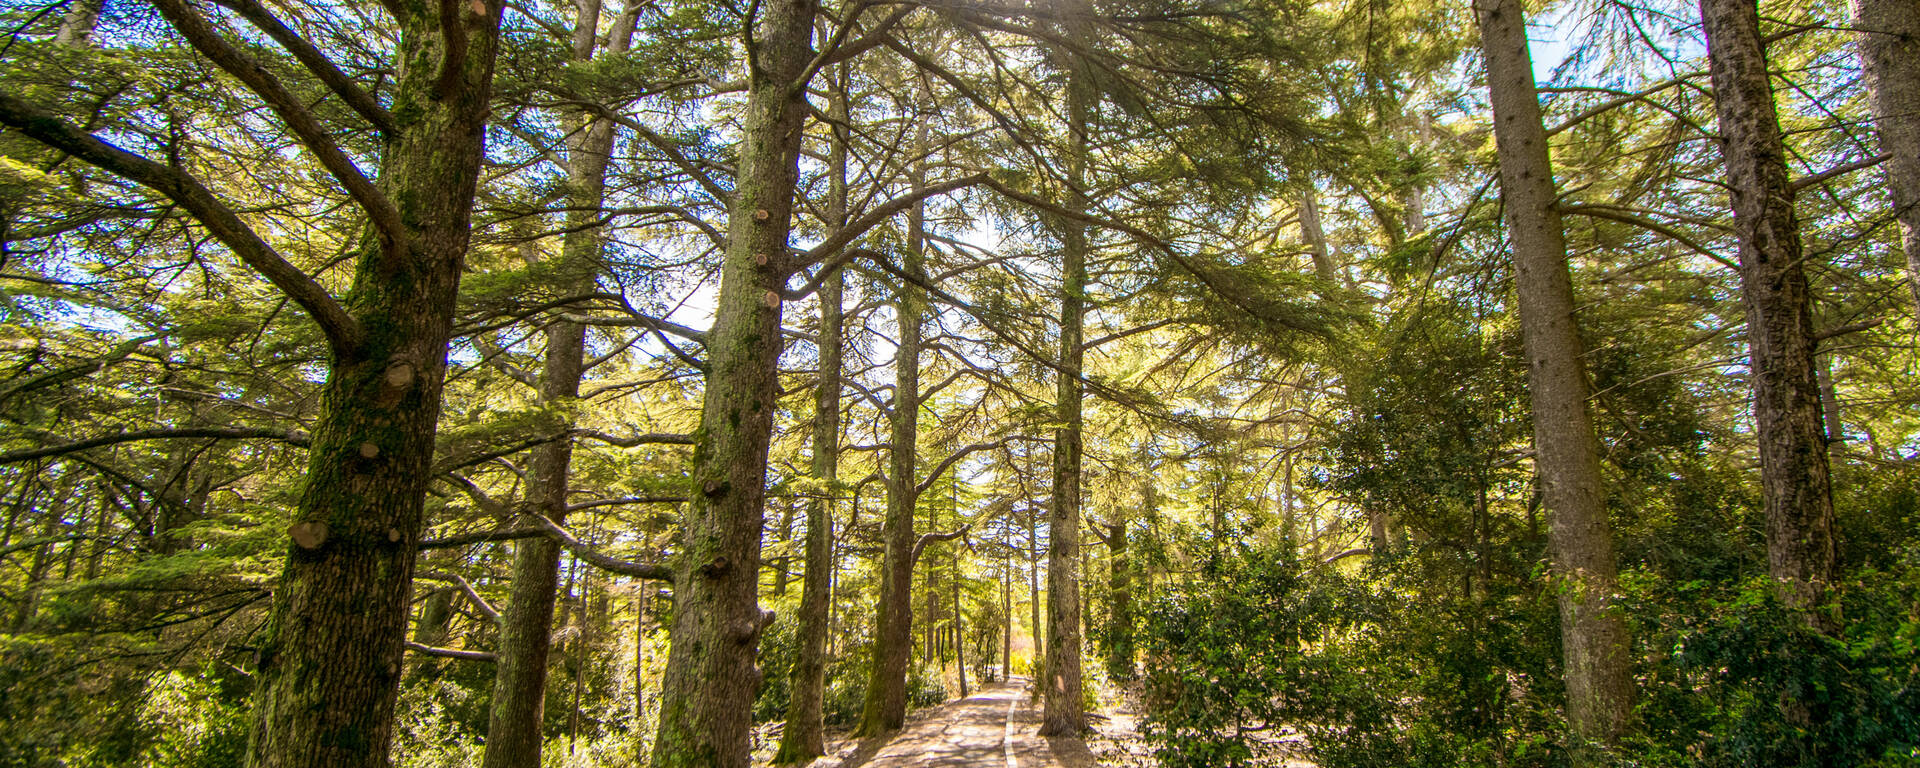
[814,679,1093,768]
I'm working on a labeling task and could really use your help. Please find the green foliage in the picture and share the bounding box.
[1626,574,1920,766]
[751,610,799,723]
[908,662,950,709]
[133,668,249,768]
[0,635,151,766]
[1141,544,1564,768]
[392,678,487,768]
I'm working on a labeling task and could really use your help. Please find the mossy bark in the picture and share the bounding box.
[243,3,502,766]
[1040,55,1091,738]
[648,0,817,762]
[1475,0,1635,755]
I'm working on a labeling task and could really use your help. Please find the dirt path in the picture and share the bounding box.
[813,678,1096,768]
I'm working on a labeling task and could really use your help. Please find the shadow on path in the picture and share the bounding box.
[818,678,1103,768]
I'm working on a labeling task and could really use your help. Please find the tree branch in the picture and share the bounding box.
[573,429,697,448]
[404,641,496,662]
[208,0,397,134]
[788,173,990,275]
[416,569,500,622]
[912,522,972,564]
[1556,202,1738,270]
[1789,153,1890,193]
[914,435,1040,498]
[0,333,161,406]
[1814,317,1883,342]
[419,513,674,581]
[0,427,310,465]
[0,91,362,351]
[558,311,710,343]
[150,0,404,244]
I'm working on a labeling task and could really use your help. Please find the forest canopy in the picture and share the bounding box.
[1,0,1917,765]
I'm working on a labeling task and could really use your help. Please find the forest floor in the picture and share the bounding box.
[789,677,1146,767]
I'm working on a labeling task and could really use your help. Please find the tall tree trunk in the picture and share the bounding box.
[1404,110,1430,237]
[1001,526,1012,681]
[1103,518,1131,681]
[238,6,502,767]
[858,143,928,736]
[1028,498,1042,668]
[1041,56,1091,737]
[953,547,968,697]
[772,61,848,766]
[648,0,818,762]
[1474,0,1635,756]
[53,0,100,46]
[773,499,796,594]
[1698,0,1839,626]
[1301,188,1393,554]
[1852,0,1920,312]
[482,5,639,766]
[634,585,651,760]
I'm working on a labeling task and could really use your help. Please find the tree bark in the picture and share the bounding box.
[482,4,638,766]
[54,0,100,46]
[772,62,848,766]
[857,139,929,737]
[1852,0,1920,313]
[238,6,502,767]
[0,4,499,761]
[1474,0,1635,756]
[1041,53,1092,738]
[1698,0,1839,625]
[647,0,817,763]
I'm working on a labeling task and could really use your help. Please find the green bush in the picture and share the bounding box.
[1629,575,1920,767]
[908,662,949,709]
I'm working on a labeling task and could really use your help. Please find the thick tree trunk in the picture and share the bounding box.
[772,63,848,766]
[1041,59,1091,738]
[1474,0,1635,756]
[857,151,928,737]
[1853,0,1920,312]
[480,5,637,766]
[648,0,817,763]
[243,6,502,767]
[1698,0,1839,625]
